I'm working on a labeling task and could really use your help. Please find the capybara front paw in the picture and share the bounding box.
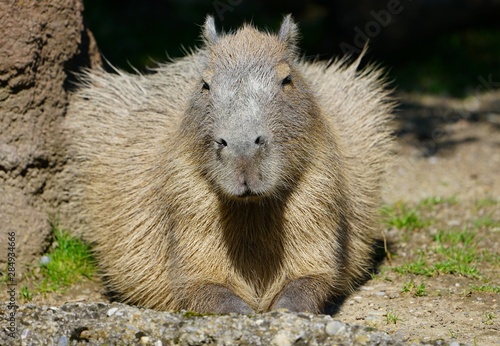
[269,277,326,313]
[195,284,254,314]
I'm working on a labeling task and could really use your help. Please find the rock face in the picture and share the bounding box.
[0,0,101,274]
[0,302,410,345]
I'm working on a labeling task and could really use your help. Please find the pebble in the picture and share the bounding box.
[57,336,68,346]
[325,321,345,335]
[428,156,438,164]
[40,255,51,266]
[272,332,291,346]
[21,329,30,340]
[366,310,385,322]
[107,307,119,316]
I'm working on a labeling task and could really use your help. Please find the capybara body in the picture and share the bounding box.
[67,15,393,314]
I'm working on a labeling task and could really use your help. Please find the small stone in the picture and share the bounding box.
[115,309,126,317]
[325,321,345,336]
[375,291,386,297]
[255,319,265,325]
[140,336,150,345]
[154,341,163,346]
[428,156,438,164]
[449,342,460,346]
[272,332,291,346]
[366,312,383,322]
[107,307,119,316]
[58,336,69,346]
[40,255,51,266]
[80,330,92,339]
[21,329,31,339]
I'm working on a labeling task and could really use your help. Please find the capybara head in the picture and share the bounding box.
[183,15,322,200]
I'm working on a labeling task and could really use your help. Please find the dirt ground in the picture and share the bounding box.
[338,92,500,345]
[3,92,500,345]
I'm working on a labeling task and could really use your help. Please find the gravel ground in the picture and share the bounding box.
[0,302,466,345]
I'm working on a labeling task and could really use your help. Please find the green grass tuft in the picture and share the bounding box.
[432,229,481,277]
[394,229,482,278]
[20,285,33,302]
[402,280,428,297]
[37,223,95,293]
[471,284,500,294]
[474,198,498,209]
[386,310,399,324]
[419,196,458,208]
[483,312,495,325]
[382,202,427,230]
[414,283,428,297]
[473,215,500,229]
[394,256,434,277]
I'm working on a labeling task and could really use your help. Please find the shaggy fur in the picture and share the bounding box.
[66,15,394,314]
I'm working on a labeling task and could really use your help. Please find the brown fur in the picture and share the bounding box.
[66,15,394,314]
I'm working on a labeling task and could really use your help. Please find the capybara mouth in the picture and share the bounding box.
[237,189,261,199]
[228,186,265,200]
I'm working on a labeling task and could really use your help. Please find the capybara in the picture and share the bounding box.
[66,14,393,314]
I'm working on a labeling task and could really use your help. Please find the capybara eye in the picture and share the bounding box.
[215,138,227,148]
[281,75,292,86]
[202,80,210,90]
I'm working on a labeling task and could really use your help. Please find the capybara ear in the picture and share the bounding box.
[278,14,299,54]
[203,15,219,45]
